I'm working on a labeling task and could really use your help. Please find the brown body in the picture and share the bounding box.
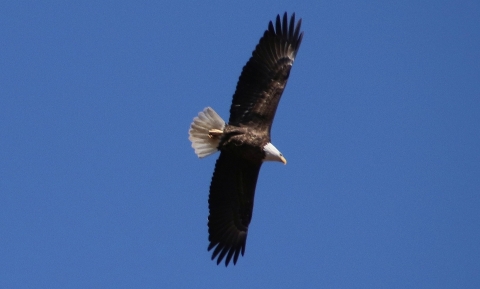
[219,125,268,163]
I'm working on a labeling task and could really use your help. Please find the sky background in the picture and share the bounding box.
[1,1,479,288]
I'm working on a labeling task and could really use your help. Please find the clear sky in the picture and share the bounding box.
[1,1,479,288]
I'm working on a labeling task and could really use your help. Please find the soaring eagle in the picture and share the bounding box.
[188,13,303,266]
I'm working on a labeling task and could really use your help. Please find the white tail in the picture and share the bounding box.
[188,107,226,158]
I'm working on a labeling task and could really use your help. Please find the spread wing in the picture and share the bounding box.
[228,12,303,134]
[207,151,262,266]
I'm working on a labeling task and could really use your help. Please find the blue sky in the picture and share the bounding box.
[1,1,479,288]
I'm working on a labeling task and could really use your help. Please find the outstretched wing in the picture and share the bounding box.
[228,12,303,134]
[208,151,262,266]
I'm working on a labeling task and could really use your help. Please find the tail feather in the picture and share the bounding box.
[188,107,225,158]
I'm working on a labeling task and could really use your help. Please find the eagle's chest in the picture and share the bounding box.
[221,129,267,162]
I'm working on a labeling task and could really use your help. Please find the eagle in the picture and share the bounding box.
[188,12,303,266]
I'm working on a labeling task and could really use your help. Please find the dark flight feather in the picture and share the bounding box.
[228,12,303,134]
[208,152,262,266]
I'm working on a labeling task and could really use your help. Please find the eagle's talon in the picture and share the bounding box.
[208,129,223,138]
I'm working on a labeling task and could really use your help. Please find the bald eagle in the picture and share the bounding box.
[188,12,303,266]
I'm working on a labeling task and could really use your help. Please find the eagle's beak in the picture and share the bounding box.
[280,156,287,165]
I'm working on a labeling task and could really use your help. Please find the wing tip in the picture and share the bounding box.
[267,12,303,55]
[208,241,245,266]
